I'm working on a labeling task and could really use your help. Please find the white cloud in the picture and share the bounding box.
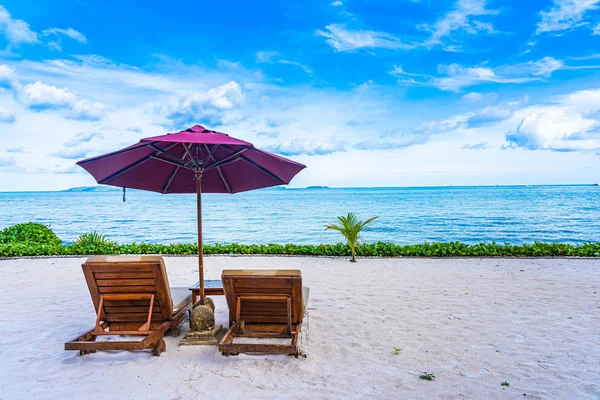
[71,54,116,65]
[462,92,484,101]
[0,6,38,46]
[42,27,87,51]
[0,64,19,88]
[331,0,343,5]
[22,81,77,107]
[51,147,90,159]
[256,51,279,63]
[354,136,428,150]
[0,108,15,123]
[413,113,472,134]
[415,97,528,134]
[536,0,600,34]
[42,27,87,43]
[205,81,243,109]
[461,142,489,150]
[69,99,105,121]
[505,88,600,152]
[317,24,414,52]
[593,22,600,34]
[506,108,599,151]
[419,0,499,48]
[165,81,244,126]
[466,97,528,127]
[19,81,105,120]
[64,132,102,147]
[0,155,17,167]
[277,60,313,74]
[494,57,565,77]
[255,51,312,74]
[392,57,564,91]
[266,137,347,156]
[0,6,86,51]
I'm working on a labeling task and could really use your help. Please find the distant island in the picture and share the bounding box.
[306,186,329,189]
[62,186,121,192]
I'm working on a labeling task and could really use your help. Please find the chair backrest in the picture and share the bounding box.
[82,256,174,322]
[222,270,304,326]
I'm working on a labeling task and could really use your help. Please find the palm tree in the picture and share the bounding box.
[325,212,378,262]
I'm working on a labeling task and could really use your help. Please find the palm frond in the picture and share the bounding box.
[325,212,379,249]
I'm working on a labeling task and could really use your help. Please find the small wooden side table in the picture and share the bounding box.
[189,280,225,304]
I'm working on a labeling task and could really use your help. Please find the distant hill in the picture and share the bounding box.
[62,186,121,192]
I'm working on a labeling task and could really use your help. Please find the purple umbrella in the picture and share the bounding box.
[77,124,306,304]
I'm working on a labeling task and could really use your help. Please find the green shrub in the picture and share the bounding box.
[0,240,599,258]
[0,221,599,258]
[74,232,112,247]
[0,222,62,245]
[73,232,117,255]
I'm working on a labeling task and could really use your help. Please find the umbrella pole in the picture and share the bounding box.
[196,172,205,305]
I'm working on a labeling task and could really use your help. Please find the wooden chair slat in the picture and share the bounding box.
[94,272,154,279]
[98,286,157,294]
[104,306,162,313]
[96,279,157,287]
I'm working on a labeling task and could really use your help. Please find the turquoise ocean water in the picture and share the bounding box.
[0,185,598,245]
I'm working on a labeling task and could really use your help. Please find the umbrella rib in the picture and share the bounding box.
[148,143,187,165]
[78,143,149,165]
[238,152,284,184]
[150,154,189,169]
[163,166,180,193]
[204,147,248,170]
[217,166,233,193]
[99,154,153,184]
[182,143,198,168]
[204,144,220,162]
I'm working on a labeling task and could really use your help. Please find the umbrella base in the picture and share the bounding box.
[180,324,227,346]
[180,301,226,345]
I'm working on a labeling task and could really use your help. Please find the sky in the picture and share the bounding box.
[0,0,600,191]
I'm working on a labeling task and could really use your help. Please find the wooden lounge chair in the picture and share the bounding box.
[65,256,192,356]
[219,269,309,356]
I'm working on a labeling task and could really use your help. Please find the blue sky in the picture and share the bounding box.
[1,0,600,190]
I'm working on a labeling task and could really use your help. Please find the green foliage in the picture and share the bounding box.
[0,222,61,245]
[74,232,112,247]
[73,232,116,255]
[1,239,600,258]
[325,212,378,262]
[393,347,403,355]
[420,372,436,381]
[501,381,510,387]
[0,223,599,258]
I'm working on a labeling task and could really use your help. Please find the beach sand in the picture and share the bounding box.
[0,256,598,399]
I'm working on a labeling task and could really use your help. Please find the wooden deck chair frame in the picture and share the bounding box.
[65,256,192,356]
[218,270,305,357]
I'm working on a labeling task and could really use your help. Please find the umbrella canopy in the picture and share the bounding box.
[77,124,305,194]
[77,124,306,303]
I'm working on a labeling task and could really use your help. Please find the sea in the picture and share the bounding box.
[0,185,598,245]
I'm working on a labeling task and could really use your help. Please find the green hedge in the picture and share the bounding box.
[1,241,599,258]
[0,223,598,258]
[0,222,62,246]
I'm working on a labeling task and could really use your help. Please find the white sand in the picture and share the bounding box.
[0,256,599,400]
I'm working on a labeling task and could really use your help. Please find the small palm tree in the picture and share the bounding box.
[325,212,378,262]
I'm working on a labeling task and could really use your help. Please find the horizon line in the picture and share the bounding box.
[0,183,598,194]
